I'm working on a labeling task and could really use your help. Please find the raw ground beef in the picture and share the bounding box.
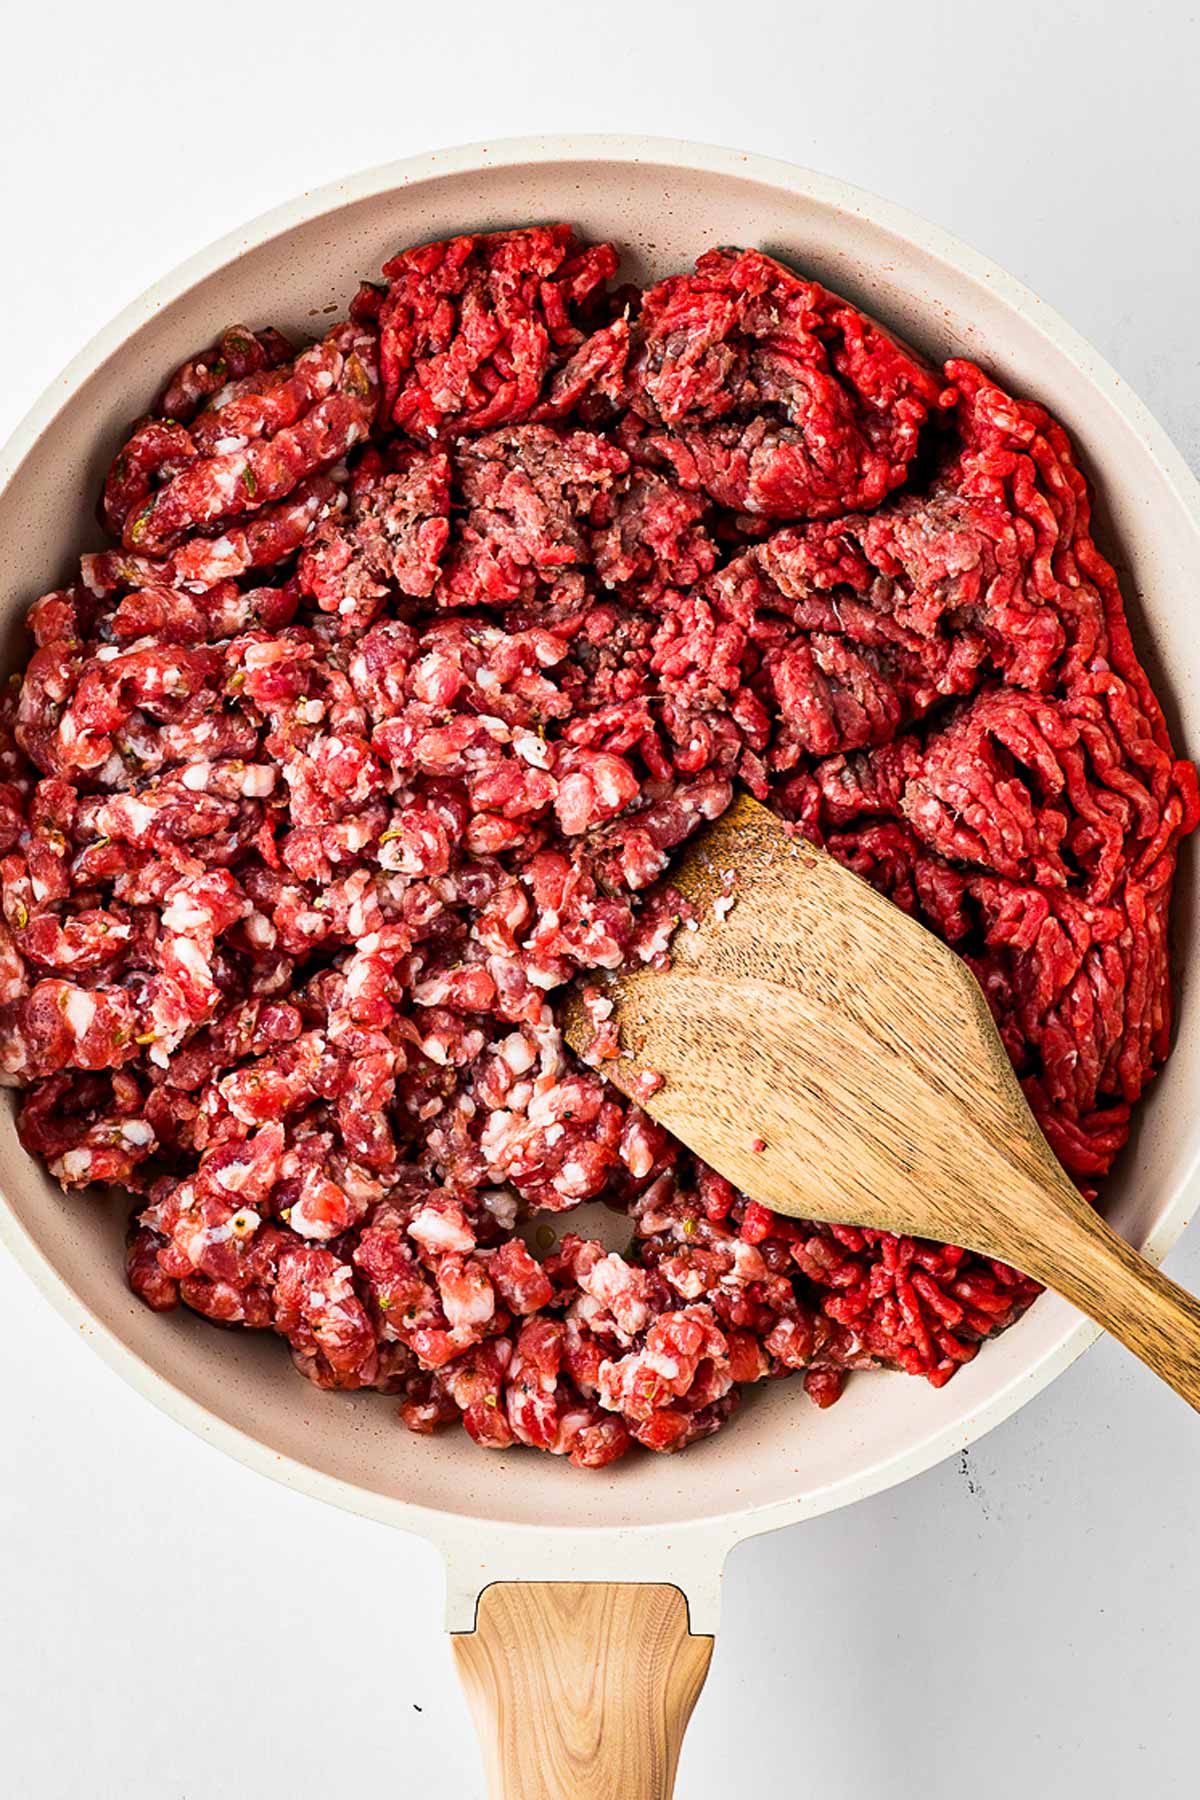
[3,230,1196,1468]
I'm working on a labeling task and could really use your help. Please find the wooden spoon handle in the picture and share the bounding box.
[1001,1186,1200,1411]
[451,1583,713,1799]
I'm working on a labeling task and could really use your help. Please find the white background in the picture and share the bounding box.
[2,3,1199,1794]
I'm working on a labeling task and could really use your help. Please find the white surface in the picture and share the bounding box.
[1,3,1198,1794]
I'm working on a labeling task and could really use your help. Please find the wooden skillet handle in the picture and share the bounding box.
[451,1583,713,1798]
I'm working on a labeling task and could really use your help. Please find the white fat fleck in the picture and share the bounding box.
[513,730,550,770]
[63,988,97,1038]
[61,1148,93,1179]
[181,762,212,791]
[213,464,245,505]
[441,1273,493,1330]
[594,764,629,807]
[480,1188,519,1229]
[95,645,122,663]
[499,1032,535,1075]
[243,640,287,669]
[214,1158,253,1193]
[171,938,210,981]
[345,956,375,999]
[732,1242,765,1282]
[239,765,275,798]
[624,1134,654,1181]
[120,798,157,837]
[329,1264,356,1303]
[479,1108,512,1155]
[636,917,675,961]
[161,895,209,935]
[290,1193,338,1239]
[525,1084,560,1129]
[245,911,276,949]
[121,1120,155,1148]
[409,1206,474,1253]
[475,668,499,691]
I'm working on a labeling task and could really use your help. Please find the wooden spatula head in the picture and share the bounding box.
[564,793,1067,1259]
[565,793,1200,1412]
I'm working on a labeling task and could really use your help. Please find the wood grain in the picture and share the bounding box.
[564,793,1200,1411]
[452,1582,713,1799]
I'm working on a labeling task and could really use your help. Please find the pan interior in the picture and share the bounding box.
[1,144,1196,1538]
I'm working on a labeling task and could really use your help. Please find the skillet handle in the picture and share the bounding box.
[451,1581,713,1798]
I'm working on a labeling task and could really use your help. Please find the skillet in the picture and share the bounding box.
[2,135,1197,1795]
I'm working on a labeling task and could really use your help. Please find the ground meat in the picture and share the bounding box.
[158,325,295,423]
[296,446,451,634]
[627,247,954,518]
[4,229,1195,1466]
[377,225,618,439]
[109,321,378,555]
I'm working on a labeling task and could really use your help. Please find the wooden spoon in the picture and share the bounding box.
[564,792,1200,1407]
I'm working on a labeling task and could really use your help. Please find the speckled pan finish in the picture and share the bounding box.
[1,137,1197,1632]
